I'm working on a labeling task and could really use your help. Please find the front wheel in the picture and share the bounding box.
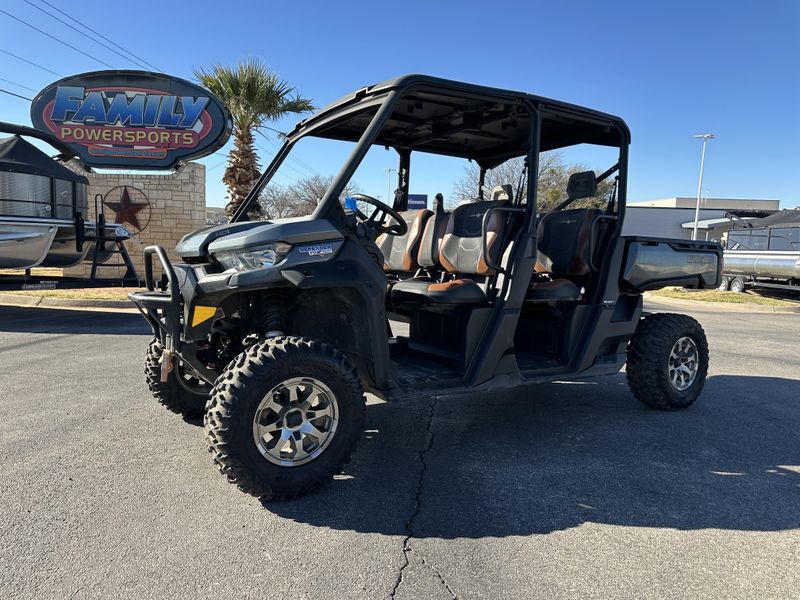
[145,340,210,418]
[626,313,709,410]
[204,336,365,499]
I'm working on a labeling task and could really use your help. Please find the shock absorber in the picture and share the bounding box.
[261,291,284,338]
[242,292,285,348]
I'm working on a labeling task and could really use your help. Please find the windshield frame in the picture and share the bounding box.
[230,92,398,223]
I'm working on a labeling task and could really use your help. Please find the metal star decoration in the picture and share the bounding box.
[104,186,148,231]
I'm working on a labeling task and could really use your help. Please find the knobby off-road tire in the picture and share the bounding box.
[204,336,366,500]
[145,340,210,418]
[626,313,709,410]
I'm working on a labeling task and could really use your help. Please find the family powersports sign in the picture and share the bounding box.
[30,70,231,170]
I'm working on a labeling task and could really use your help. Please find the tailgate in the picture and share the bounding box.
[621,237,722,291]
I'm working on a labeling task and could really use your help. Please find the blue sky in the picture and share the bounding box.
[1,0,798,208]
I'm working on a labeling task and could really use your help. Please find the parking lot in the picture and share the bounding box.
[1,302,798,599]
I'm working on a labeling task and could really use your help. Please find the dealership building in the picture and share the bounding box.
[622,197,781,241]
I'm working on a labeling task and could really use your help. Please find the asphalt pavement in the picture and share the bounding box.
[0,302,798,599]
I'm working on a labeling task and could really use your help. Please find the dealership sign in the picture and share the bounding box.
[30,70,231,170]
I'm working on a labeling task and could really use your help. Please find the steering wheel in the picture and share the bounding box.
[349,193,408,237]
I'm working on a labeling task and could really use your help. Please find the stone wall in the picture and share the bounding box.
[65,161,205,279]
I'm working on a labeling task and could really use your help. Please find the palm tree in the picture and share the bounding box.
[195,59,313,217]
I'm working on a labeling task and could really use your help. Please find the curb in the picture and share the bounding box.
[644,292,800,314]
[0,293,135,311]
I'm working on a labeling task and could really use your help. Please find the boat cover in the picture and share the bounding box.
[731,209,800,230]
[0,135,87,183]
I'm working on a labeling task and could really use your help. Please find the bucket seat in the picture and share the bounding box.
[376,209,432,272]
[391,199,508,304]
[527,207,602,301]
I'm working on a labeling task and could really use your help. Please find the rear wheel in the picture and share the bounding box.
[204,336,365,499]
[145,340,210,418]
[717,276,729,291]
[729,276,745,293]
[626,313,709,410]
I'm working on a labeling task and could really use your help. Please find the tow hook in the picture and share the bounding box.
[160,348,174,382]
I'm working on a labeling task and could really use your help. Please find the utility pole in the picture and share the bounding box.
[382,167,397,206]
[692,133,715,240]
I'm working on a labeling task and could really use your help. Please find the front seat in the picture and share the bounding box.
[376,209,432,273]
[391,199,508,304]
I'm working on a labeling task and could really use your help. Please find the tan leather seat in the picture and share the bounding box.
[391,200,508,304]
[376,209,432,272]
[528,207,602,301]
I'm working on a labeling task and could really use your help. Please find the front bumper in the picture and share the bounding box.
[128,246,219,383]
[128,246,181,340]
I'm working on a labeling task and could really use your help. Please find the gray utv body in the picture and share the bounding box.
[129,75,721,499]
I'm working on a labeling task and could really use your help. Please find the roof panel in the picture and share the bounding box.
[292,74,629,163]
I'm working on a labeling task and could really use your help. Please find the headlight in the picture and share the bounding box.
[213,242,292,271]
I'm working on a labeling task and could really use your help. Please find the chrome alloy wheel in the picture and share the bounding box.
[668,336,699,391]
[252,377,339,467]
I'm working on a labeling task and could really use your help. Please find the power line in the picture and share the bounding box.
[0,77,38,93]
[22,0,151,71]
[255,142,316,180]
[36,0,161,72]
[0,8,115,69]
[0,87,33,101]
[257,130,321,178]
[0,48,63,77]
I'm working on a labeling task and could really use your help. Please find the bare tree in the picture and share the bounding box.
[450,151,616,212]
[259,183,296,219]
[258,175,361,219]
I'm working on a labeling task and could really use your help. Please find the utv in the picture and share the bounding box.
[130,75,722,499]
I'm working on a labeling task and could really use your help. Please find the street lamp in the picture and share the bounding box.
[691,133,715,240]
[382,167,397,206]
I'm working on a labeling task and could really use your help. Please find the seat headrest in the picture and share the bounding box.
[491,184,513,202]
[566,171,598,200]
[433,193,445,214]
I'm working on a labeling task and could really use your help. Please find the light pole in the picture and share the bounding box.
[691,133,714,240]
[382,167,397,206]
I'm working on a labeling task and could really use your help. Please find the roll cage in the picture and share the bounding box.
[231,74,630,227]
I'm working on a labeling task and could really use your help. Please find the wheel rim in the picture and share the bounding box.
[668,336,699,391]
[252,377,339,467]
[175,361,210,396]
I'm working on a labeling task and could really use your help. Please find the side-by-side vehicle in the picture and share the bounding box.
[130,75,722,499]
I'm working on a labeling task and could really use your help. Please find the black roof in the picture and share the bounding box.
[289,74,630,168]
[732,209,800,230]
[0,135,87,183]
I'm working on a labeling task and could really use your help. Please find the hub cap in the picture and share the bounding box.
[252,377,338,467]
[668,336,699,391]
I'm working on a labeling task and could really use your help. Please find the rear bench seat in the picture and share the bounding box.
[527,207,602,302]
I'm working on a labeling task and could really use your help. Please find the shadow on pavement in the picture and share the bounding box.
[0,305,150,336]
[265,373,800,538]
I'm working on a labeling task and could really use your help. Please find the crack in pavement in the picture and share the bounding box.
[389,395,457,600]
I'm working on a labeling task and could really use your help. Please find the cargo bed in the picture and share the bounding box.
[621,237,722,291]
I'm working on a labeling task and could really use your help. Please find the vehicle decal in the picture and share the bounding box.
[298,243,334,257]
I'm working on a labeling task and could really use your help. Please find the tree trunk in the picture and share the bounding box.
[222,127,262,218]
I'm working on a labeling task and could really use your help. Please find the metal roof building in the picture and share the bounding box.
[622,197,781,241]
